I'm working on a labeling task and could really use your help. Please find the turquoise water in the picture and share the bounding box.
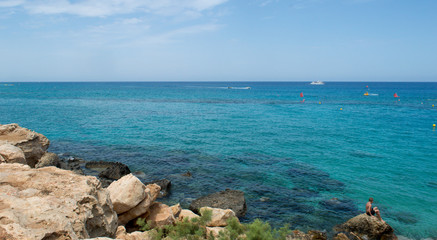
[1,82,436,239]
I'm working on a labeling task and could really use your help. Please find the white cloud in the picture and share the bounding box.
[2,0,228,17]
[0,0,25,8]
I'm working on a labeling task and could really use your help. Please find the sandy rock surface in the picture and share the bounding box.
[200,207,237,227]
[0,163,118,240]
[0,123,50,167]
[107,174,147,214]
[0,143,26,164]
[143,202,176,228]
[334,213,396,240]
[117,183,161,225]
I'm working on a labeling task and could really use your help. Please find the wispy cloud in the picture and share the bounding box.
[0,0,228,17]
[0,0,24,8]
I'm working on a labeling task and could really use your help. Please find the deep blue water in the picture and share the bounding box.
[1,82,436,239]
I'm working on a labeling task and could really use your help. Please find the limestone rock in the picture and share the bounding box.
[189,189,247,218]
[178,209,200,222]
[170,203,182,218]
[143,202,176,228]
[107,174,147,214]
[333,233,351,240]
[117,184,161,225]
[145,179,171,198]
[0,143,26,164]
[206,227,227,238]
[116,226,154,240]
[0,123,50,167]
[200,207,237,227]
[334,213,397,240]
[35,152,60,168]
[0,163,118,239]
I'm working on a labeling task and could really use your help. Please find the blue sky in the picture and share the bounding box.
[0,0,436,82]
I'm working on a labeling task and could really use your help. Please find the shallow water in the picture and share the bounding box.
[1,82,436,239]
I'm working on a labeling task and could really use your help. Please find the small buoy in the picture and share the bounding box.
[434,124,436,127]
[319,102,321,104]
[340,108,343,110]
[433,105,435,107]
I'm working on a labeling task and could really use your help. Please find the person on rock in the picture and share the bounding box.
[366,197,384,222]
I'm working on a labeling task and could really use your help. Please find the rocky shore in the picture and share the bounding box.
[0,123,398,240]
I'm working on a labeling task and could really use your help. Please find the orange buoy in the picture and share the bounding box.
[394,93,399,98]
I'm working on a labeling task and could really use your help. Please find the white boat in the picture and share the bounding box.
[310,81,325,85]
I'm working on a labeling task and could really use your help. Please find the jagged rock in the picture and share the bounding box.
[116,226,154,240]
[0,144,26,164]
[35,152,60,168]
[178,209,200,222]
[206,227,227,238]
[98,162,131,180]
[334,213,397,240]
[117,184,161,225]
[85,160,117,170]
[107,174,147,214]
[0,124,50,167]
[189,189,247,218]
[142,202,176,228]
[59,156,85,175]
[200,207,237,227]
[0,163,118,239]
[170,203,182,218]
[146,179,171,198]
[333,233,351,240]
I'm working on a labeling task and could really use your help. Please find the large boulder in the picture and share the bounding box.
[35,152,60,168]
[117,184,161,225]
[0,144,26,164]
[107,174,147,214]
[142,202,176,228]
[334,214,397,240]
[178,209,200,222]
[200,207,237,227]
[0,124,50,167]
[189,189,247,218]
[0,163,118,239]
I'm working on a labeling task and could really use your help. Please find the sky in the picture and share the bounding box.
[0,0,436,82]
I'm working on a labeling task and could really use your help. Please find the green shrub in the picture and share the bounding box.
[136,209,213,240]
[137,210,291,240]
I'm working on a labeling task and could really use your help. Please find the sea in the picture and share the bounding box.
[1,82,436,239]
